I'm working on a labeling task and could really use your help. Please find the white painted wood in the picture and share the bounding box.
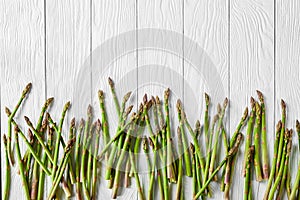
[184,0,228,199]
[137,0,183,199]
[276,0,300,199]
[45,0,90,198]
[0,0,45,199]
[92,0,137,199]
[230,0,274,199]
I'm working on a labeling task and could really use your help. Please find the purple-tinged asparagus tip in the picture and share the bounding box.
[256,90,264,102]
[176,99,183,111]
[24,116,32,127]
[223,97,229,108]
[190,143,195,153]
[14,125,20,133]
[5,107,11,116]
[65,138,76,153]
[126,105,134,115]
[213,114,219,124]
[28,129,34,143]
[281,99,286,110]
[155,96,160,105]
[143,94,148,104]
[217,103,222,114]
[164,88,170,99]
[96,119,101,132]
[123,91,132,102]
[87,105,93,116]
[108,77,114,87]
[276,120,282,132]
[205,93,210,105]
[46,97,54,106]
[250,97,256,108]
[64,101,71,111]
[22,82,32,96]
[242,107,249,121]
[195,120,200,129]
[151,96,156,105]
[80,118,85,128]
[71,118,76,128]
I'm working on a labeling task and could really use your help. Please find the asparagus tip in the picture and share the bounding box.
[98,90,104,98]
[71,118,76,127]
[24,116,32,127]
[143,94,148,104]
[64,101,71,110]
[22,82,32,96]
[213,114,219,123]
[46,97,54,106]
[250,97,256,108]
[28,129,34,143]
[3,134,7,145]
[80,118,85,127]
[14,125,20,133]
[155,96,160,105]
[87,104,93,116]
[205,93,210,105]
[195,120,200,129]
[217,103,222,114]
[126,105,134,115]
[281,99,286,109]
[151,96,156,105]
[296,120,300,132]
[176,99,183,111]
[164,88,170,99]
[256,90,264,102]
[5,107,11,116]
[96,119,101,132]
[65,138,76,153]
[108,77,114,87]
[242,107,249,121]
[124,91,132,102]
[223,97,229,108]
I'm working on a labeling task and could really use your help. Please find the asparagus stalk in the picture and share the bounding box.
[210,99,228,178]
[75,119,84,200]
[129,150,145,200]
[87,121,96,193]
[91,119,101,200]
[176,100,192,177]
[297,120,300,151]
[148,136,158,200]
[124,158,131,187]
[108,77,121,116]
[194,133,243,200]
[47,139,75,200]
[244,146,254,200]
[176,127,184,200]
[242,97,256,177]
[143,136,152,180]
[276,100,286,176]
[291,153,300,199]
[263,121,282,200]
[52,101,71,180]
[257,90,269,179]
[204,93,210,153]
[191,144,197,198]
[7,83,32,165]
[98,90,110,150]
[14,126,31,200]
[268,129,292,200]
[3,135,11,200]
[253,102,263,181]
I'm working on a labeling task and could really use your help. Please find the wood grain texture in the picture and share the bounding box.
[92,0,137,199]
[45,0,90,197]
[137,0,183,199]
[230,0,274,199]
[276,0,300,198]
[0,0,45,199]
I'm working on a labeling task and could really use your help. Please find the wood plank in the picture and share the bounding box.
[184,0,228,198]
[276,0,300,198]
[137,0,183,199]
[0,0,45,199]
[45,0,90,197]
[92,0,137,199]
[230,0,274,199]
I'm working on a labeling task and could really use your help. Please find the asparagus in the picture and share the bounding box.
[3,135,11,200]
[108,77,121,116]
[92,120,101,199]
[176,100,192,177]
[129,150,145,200]
[176,127,183,200]
[253,102,263,181]
[52,101,71,180]
[210,99,228,178]
[194,133,243,200]
[143,136,152,180]
[6,83,32,165]
[204,93,210,152]
[87,121,96,193]
[244,146,254,200]
[263,121,282,200]
[124,158,131,187]
[242,97,256,177]
[148,136,158,200]
[14,126,31,200]
[268,129,292,200]
[276,100,286,176]
[191,144,197,198]
[291,153,300,199]
[257,90,269,179]
[98,90,110,149]
[47,139,75,200]
[75,119,84,200]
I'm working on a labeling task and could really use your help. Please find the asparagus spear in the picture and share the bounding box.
[263,121,282,200]
[176,100,192,177]
[14,126,31,200]
[194,133,243,200]
[7,83,32,165]
[75,119,84,200]
[91,119,101,199]
[52,101,71,180]
[244,146,254,200]
[191,144,197,198]
[242,97,256,177]
[3,135,11,200]
[129,151,145,200]
[291,151,300,199]
[204,93,210,153]
[87,121,97,193]
[257,90,269,179]
[268,129,292,200]
[148,136,158,200]
[253,102,263,181]
[276,100,286,176]
[47,139,75,200]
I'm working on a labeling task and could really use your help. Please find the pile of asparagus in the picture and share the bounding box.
[2,79,300,200]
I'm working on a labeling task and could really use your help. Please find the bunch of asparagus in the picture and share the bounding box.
[2,79,300,200]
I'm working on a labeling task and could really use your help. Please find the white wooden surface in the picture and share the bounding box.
[1,0,300,199]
